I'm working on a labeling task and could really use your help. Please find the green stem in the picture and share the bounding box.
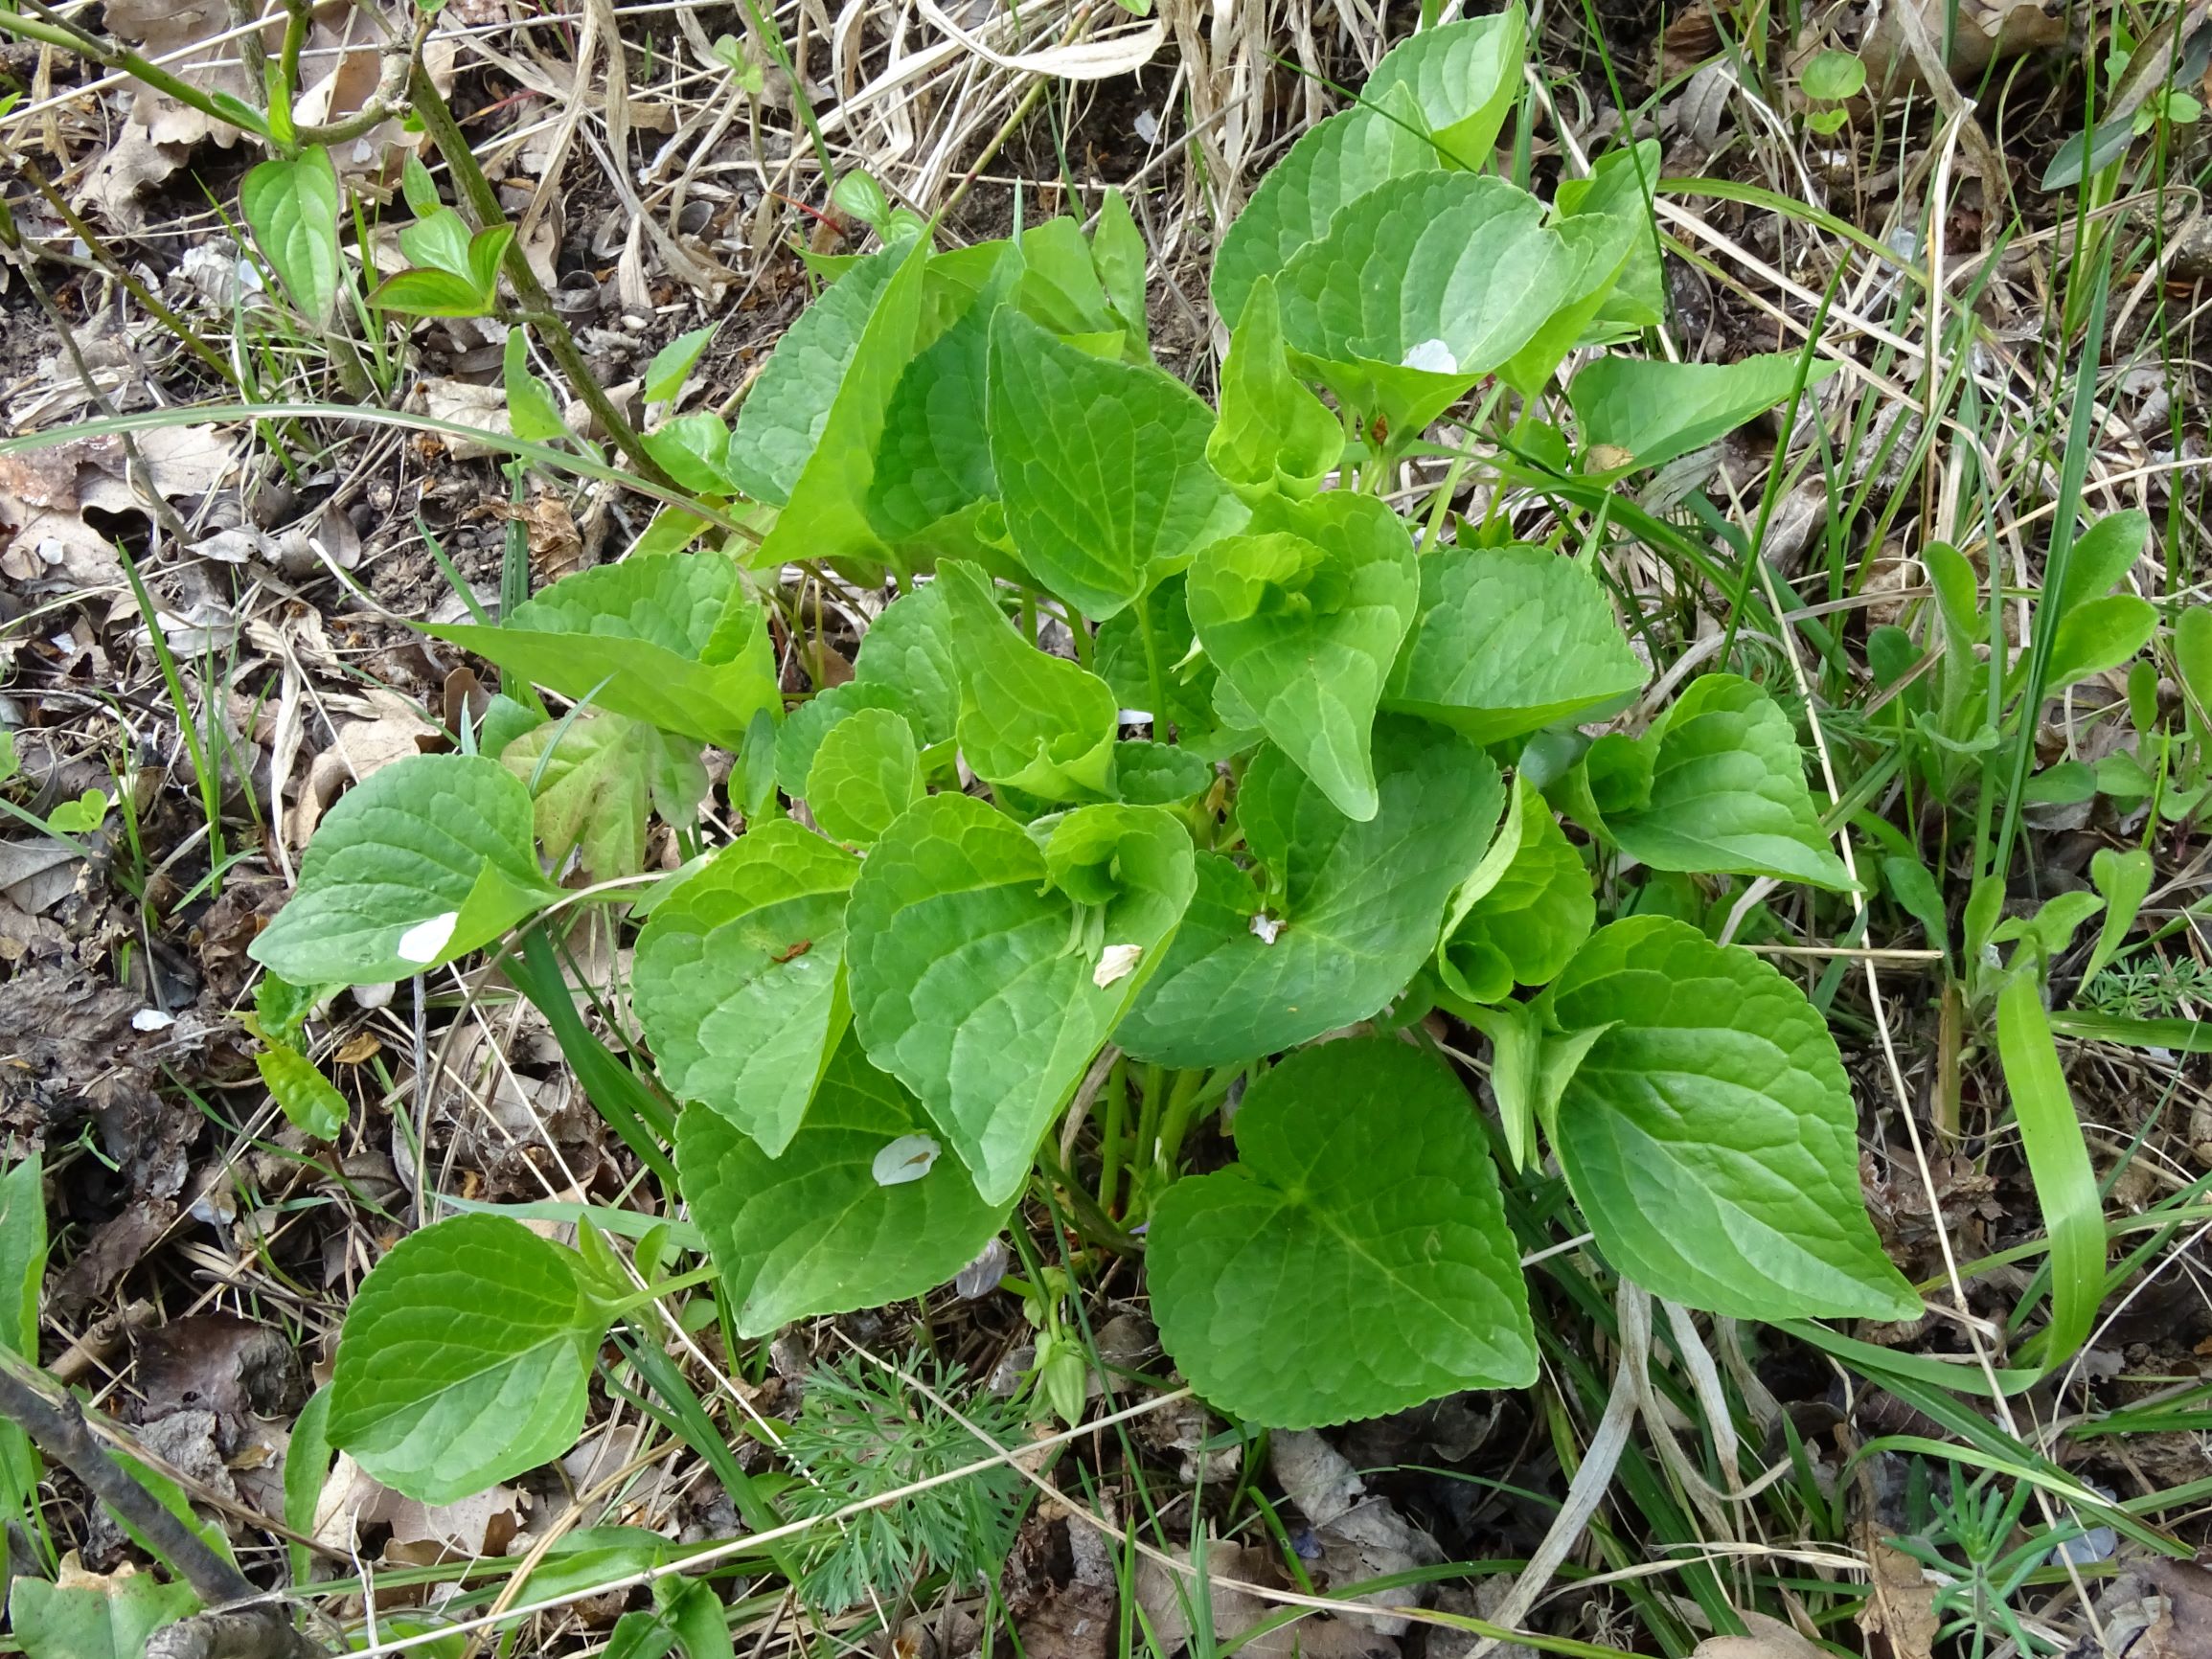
[1153,1067,1209,1176]
[1035,1142,1142,1256]
[116,548,226,892]
[0,2,403,148]
[1135,1062,1165,1169]
[1136,587,1171,739]
[601,1263,720,1315]
[408,63,678,492]
[1097,1054,1129,1216]
[275,0,311,128]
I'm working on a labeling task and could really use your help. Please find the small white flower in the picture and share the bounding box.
[396,911,460,966]
[1401,337,1458,375]
[873,1134,941,1186]
[1093,943,1144,988]
[1249,912,1284,945]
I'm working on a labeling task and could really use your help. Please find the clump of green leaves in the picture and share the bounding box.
[256,4,1961,1517]
[776,1356,1026,1613]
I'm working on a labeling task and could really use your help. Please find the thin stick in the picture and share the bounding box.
[0,1349,252,1605]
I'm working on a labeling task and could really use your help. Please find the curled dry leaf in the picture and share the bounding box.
[1691,1611,1828,1659]
[1859,0,2065,95]
[287,690,442,848]
[1856,1539,1938,1659]
[415,379,514,461]
[312,1451,522,1557]
[0,427,237,590]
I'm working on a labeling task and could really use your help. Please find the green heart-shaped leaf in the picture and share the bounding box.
[1150,1035,1535,1427]
[846,794,1195,1202]
[1603,673,1855,891]
[679,1035,1014,1335]
[366,265,492,318]
[633,821,860,1157]
[1116,716,1501,1068]
[726,244,908,505]
[1208,276,1344,502]
[751,239,932,571]
[987,308,1244,621]
[938,560,1121,803]
[867,250,1009,550]
[428,552,781,751]
[807,706,924,846]
[1361,5,1527,168]
[1537,918,1921,1322]
[1569,352,1839,471]
[1384,543,1645,743]
[1439,778,1593,1004]
[1187,492,1418,820]
[1276,171,1576,438]
[1283,172,1575,438]
[327,1215,608,1503]
[249,753,559,986]
[1207,10,1531,330]
[240,147,342,326]
[1210,92,1435,330]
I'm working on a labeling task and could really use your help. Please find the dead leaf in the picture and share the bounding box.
[312,1449,522,1556]
[1694,1612,1827,1659]
[1860,0,2065,96]
[101,0,259,147]
[1316,1504,1441,1636]
[514,492,583,581]
[1,427,236,590]
[49,1202,176,1317]
[1272,1430,1366,1527]
[1858,1541,1937,1659]
[194,527,270,565]
[0,838,82,916]
[74,425,235,508]
[135,1313,305,1422]
[1135,1539,1395,1659]
[75,123,192,228]
[2143,1559,2212,1658]
[1658,8,1722,79]
[0,446,89,509]
[415,379,513,460]
[289,690,441,848]
[0,961,194,1203]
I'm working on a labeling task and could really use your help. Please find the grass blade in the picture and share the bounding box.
[1994,972,2106,1375]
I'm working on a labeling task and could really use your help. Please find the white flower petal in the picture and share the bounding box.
[1249,912,1284,945]
[1093,943,1144,989]
[396,911,461,966]
[1401,337,1458,375]
[873,1134,941,1186]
